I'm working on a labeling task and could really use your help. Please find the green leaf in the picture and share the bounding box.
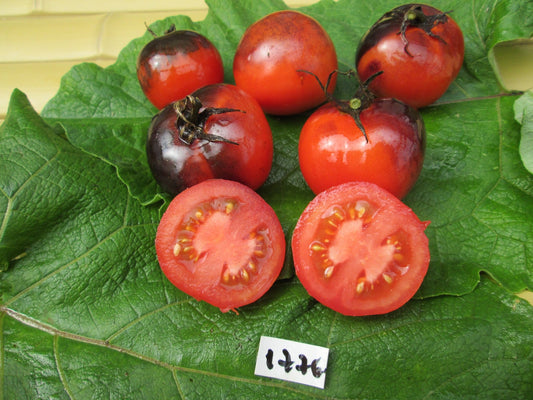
[409,95,533,296]
[514,91,533,174]
[2,0,533,398]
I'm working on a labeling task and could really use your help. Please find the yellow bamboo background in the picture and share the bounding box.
[0,0,316,122]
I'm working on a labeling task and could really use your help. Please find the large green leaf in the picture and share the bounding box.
[1,94,532,398]
[1,0,533,398]
[0,94,531,397]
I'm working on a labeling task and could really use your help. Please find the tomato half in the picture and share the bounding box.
[156,179,286,312]
[356,4,464,108]
[291,181,430,316]
[233,10,338,115]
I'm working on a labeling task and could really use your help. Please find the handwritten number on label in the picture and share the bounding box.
[266,348,325,377]
[255,336,329,389]
[265,349,274,370]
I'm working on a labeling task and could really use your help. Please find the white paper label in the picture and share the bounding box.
[254,336,329,389]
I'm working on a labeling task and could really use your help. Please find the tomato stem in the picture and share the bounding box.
[399,5,450,56]
[172,95,242,145]
[299,69,384,143]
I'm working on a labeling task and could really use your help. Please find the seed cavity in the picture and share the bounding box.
[172,198,268,285]
[309,201,409,293]
[219,230,267,286]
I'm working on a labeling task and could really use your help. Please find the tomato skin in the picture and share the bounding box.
[356,4,464,108]
[137,29,224,109]
[291,181,430,316]
[298,98,425,199]
[233,10,338,115]
[156,179,286,312]
[146,83,273,195]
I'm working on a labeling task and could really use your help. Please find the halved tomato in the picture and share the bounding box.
[291,181,430,316]
[156,179,286,312]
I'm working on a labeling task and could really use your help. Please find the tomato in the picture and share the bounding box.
[356,4,464,109]
[137,26,224,109]
[156,179,286,312]
[233,10,338,115]
[146,83,273,195]
[291,181,430,316]
[298,96,426,199]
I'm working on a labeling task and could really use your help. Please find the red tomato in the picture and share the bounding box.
[291,181,430,316]
[356,4,464,108]
[298,98,426,199]
[137,27,224,109]
[147,83,273,195]
[156,179,286,312]
[233,10,338,115]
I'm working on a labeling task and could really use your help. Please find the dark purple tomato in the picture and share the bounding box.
[146,83,273,195]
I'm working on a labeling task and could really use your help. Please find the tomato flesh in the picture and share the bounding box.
[156,179,286,312]
[291,181,430,316]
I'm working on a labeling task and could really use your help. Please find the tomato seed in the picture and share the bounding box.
[356,280,366,294]
[225,201,235,214]
[382,273,393,284]
[240,269,250,282]
[324,266,334,279]
[310,242,326,252]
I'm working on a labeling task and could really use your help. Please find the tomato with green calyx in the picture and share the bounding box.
[146,83,273,195]
[156,179,286,313]
[291,181,430,316]
[356,4,464,109]
[137,25,224,109]
[233,10,338,115]
[298,70,426,199]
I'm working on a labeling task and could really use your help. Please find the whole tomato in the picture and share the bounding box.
[137,26,224,109]
[356,4,464,108]
[298,71,426,199]
[233,10,338,115]
[146,84,273,195]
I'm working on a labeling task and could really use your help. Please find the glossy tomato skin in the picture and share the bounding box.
[156,179,286,312]
[356,4,464,108]
[137,29,224,109]
[298,98,425,199]
[233,10,338,115]
[147,83,273,195]
[291,181,430,316]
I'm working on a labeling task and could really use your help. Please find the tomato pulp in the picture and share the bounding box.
[156,179,286,312]
[292,181,430,316]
